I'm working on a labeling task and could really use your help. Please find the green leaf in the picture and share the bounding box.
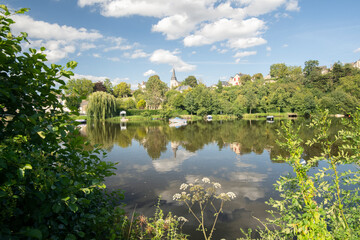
[65,233,77,240]
[68,203,78,213]
[52,203,62,213]
[24,228,42,239]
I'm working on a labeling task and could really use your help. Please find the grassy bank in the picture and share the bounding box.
[242,112,299,119]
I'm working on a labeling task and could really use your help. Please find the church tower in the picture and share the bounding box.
[170,68,179,89]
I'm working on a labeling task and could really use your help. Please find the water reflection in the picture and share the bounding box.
[81,119,344,239]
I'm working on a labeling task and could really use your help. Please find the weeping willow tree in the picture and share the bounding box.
[87,91,116,120]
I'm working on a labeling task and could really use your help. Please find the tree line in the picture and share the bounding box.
[66,60,360,119]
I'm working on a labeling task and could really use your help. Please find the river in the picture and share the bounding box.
[80,118,347,239]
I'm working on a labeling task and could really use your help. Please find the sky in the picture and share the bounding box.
[3,0,360,89]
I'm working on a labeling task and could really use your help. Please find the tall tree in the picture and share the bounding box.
[304,60,319,77]
[270,63,288,79]
[93,81,107,92]
[182,75,198,87]
[114,82,131,98]
[65,78,94,99]
[87,91,116,119]
[103,78,113,93]
[145,75,168,109]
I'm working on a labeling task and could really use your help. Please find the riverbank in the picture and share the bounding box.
[242,112,299,119]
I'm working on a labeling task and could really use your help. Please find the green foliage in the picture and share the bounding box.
[270,63,288,79]
[65,78,94,99]
[182,75,198,87]
[65,95,82,111]
[173,178,236,240]
[114,82,131,98]
[104,78,113,93]
[304,59,319,77]
[87,91,117,119]
[252,110,360,239]
[0,6,123,239]
[145,75,168,109]
[136,99,146,109]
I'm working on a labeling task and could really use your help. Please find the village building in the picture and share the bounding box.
[138,81,146,90]
[228,73,245,86]
[79,100,88,115]
[352,60,360,69]
[319,66,329,75]
[170,68,180,89]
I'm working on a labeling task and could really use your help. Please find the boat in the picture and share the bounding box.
[206,115,213,121]
[169,117,187,127]
[266,116,274,123]
[75,119,86,124]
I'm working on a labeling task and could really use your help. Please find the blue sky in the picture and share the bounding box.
[4,0,360,88]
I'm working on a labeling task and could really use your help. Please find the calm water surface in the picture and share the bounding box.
[80,119,345,239]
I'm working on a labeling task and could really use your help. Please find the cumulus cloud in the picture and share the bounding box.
[11,15,102,41]
[150,49,196,72]
[184,18,266,47]
[78,0,300,50]
[228,37,267,49]
[143,69,157,76]
[124,49,149,59]
[233,51,257,59]
[11,14,103,62]
[354,48,360,53]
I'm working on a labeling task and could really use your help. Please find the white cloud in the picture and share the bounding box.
[124,49,149,59]
[78,0,300,50]
[233,51,257,58]
[150,49,196,72]
[93,53,101,58]
[107,57,120,62]
[152,14,196,40]
[12,15,102,41]
[283,43,289,47]
[104,37,135,52]
[81,43,97,50]
[184,18,266,48]
[354,48,360,53]
[266,46,272,51]
[285,0,300,11]
[143,69,157,77]
[228,37,267,49]
[72,73,108,82]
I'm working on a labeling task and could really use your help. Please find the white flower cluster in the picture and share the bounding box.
[177,216,188,222]
[213,182,221,189]
[180,183,188,190]
[202,177,210,183]
[173,193,181,200]
[226,192,236,199]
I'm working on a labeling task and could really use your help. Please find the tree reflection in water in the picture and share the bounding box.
[82,118,345,161]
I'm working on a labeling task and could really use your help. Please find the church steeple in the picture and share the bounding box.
[170,68,179,88]
[171,68,177,81]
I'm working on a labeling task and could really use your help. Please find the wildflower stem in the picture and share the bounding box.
[199,201,208,240]
[208,200,224,240]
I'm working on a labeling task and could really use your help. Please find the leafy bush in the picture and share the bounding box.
[241,110,360,239]
[0,6,123,239]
